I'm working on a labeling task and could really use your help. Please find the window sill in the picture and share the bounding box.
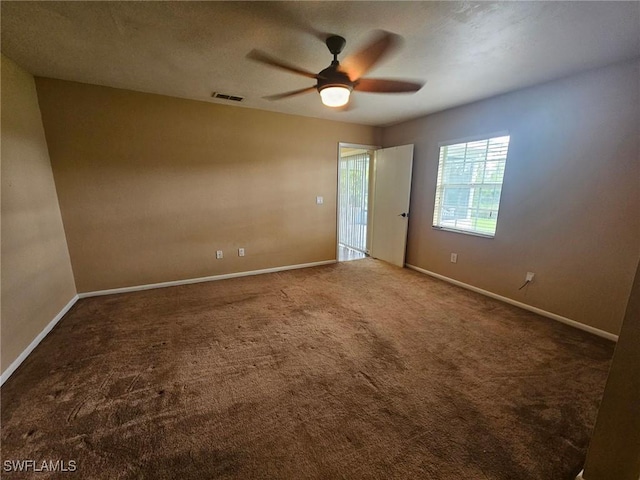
[432,226,495,239]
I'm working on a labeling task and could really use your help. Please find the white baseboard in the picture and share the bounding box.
[1,294,79,386]
[1,261,336,386]
[78,260,337,298]
[405,264,618,342]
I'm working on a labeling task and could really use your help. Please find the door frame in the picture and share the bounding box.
[336,142,380,261]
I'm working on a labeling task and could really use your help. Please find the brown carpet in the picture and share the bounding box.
[1,259,614,479]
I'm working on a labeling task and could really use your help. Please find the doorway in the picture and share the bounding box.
[337,145,373,261]
[337,143,415,267]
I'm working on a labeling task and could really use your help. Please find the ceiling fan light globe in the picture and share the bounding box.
[319,86,351,107]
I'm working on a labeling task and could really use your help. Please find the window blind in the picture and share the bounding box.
[339,152,370,251]
[433,135,510,237]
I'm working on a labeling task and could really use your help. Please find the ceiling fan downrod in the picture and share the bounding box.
[325,35,346,65]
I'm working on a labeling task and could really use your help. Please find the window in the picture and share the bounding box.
[433,134,510,237]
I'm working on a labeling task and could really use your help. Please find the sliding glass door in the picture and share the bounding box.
[338,151,370,253]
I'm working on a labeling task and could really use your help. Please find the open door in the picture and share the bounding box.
[370,144,414,267]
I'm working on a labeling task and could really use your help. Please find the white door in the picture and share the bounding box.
[370,144,414,267]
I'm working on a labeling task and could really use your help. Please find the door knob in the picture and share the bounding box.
[398,212,408,218]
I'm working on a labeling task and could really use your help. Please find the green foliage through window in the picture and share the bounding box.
[433,135,510,237]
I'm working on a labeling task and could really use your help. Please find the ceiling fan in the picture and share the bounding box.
[247,31,424,108]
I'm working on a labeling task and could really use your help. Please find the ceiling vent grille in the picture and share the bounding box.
[212,92,244,102]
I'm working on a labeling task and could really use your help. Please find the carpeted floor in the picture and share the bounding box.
[1,259,614,479]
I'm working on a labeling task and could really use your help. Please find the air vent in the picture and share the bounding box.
[212,92,244,102]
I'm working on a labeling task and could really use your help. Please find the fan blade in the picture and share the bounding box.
[264,86,317,101]
[355,78,424,93]
[247,50,318,79]
[340,31,401,81]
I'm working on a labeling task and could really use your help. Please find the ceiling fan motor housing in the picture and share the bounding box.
[317,35,353,93]
[316,66,353,93]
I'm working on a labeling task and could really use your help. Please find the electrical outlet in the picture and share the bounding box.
[450,253,458,263]
[316,196,324,205]
[238,248,245,257]
[526,272,535,282]
[216,250,223,259]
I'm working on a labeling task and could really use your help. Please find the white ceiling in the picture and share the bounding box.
[2,1,639,127]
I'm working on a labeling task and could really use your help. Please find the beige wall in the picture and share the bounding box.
[382,60,640,335]
[35,78,379,293]
[583,260,640,480]
[1,55,77,374]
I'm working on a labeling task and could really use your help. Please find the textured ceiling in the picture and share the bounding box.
[2,1,639,126]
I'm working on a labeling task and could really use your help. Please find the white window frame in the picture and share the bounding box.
[432,132,510,238]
